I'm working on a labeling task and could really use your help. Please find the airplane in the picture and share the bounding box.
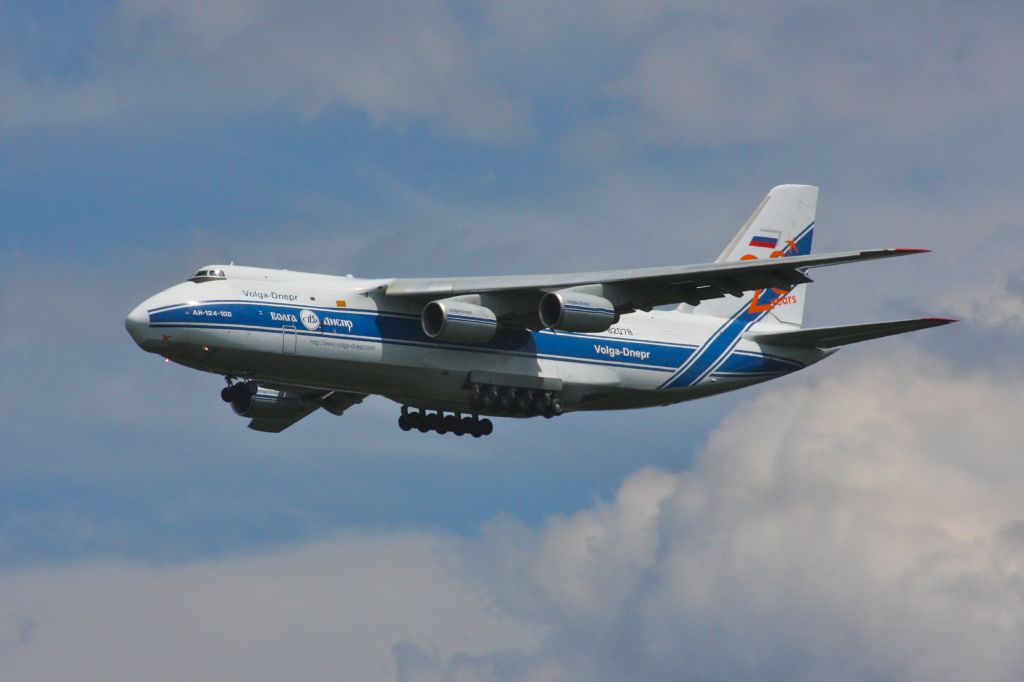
[125,185,954,436]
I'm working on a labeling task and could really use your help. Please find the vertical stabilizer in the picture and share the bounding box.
[680,184,817,326]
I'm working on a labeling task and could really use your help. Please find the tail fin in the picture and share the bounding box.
[680,184,817,327]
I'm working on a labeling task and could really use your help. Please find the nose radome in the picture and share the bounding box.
[125,304,150,345]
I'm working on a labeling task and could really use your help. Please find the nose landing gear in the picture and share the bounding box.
[221,378,257,403]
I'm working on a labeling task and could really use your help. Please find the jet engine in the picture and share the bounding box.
[225,383,305,420]
[422,298,497,343]
[539,291,617,333]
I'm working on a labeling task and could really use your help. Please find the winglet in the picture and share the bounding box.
[892,248,931,254]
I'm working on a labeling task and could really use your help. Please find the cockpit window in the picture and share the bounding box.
[190,268,227,283]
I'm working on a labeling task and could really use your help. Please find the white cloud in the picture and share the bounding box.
[945,265,1024,330]
[451,351,1024,681]
[5,352,1023,681]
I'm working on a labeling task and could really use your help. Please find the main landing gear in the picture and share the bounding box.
[398,406,493,438]
[468,384,563,418]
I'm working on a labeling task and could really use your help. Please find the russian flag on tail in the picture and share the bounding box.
[749,229,781,249]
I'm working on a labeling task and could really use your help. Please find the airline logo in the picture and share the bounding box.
[742,226,804,313]
[322,316,354,332]
[299,309,321,331]
[749,230,781,249]
[594,344,651,362]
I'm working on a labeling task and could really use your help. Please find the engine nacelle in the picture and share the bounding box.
[539,291,617,333]
[422,298,498,343]
[231,387,304,420]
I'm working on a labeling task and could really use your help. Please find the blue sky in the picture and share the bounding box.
[2,2,1024,680]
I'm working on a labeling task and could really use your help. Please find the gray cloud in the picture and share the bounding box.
[131,0,529,139]
[8,1,1024,151]
[608,2,1024,145]
[0,533,538,682]
[0,0,528,141]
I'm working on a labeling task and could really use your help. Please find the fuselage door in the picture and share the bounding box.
[282,325,297,354]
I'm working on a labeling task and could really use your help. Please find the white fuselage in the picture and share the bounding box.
[125,266,828,416]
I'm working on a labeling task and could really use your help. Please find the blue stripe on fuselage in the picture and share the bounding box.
[149,302,699,372]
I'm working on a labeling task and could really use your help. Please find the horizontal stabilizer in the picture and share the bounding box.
[745,317,956,348]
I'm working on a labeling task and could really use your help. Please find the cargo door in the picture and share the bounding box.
[282,325,297,354]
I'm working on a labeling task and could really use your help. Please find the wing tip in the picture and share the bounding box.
[920,316,958,325]
[893,247,932,254]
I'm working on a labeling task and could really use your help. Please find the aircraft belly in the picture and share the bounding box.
[191,335,626,412]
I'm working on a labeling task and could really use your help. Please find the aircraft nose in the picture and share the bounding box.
[125,303,150,346]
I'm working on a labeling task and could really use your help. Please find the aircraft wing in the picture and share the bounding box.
[248,389,366,433]
[384,248,928,317]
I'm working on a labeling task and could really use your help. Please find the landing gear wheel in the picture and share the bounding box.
[221,386,235,402]
[548,397,564,416]
[516,390,533,414]
[400,408,495,437]
[498,389,515,412]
